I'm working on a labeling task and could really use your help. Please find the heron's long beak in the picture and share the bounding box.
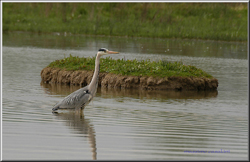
[108,51,119,54]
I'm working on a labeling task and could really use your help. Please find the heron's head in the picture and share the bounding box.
[97,48,119,56]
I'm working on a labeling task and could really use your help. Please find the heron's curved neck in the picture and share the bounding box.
[89,54,101,94]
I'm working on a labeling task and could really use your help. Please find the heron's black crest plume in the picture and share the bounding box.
[98,48,108,52]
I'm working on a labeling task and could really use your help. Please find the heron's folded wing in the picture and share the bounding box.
[75,93,93,109]
[56,88,90,109]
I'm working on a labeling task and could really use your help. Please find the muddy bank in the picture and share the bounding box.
[41,81,218,99]
[41,67,218,91]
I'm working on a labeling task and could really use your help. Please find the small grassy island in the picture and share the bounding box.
[41,55,218,91]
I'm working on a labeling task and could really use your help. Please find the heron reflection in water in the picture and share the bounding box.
[52,48,119,111]
[53,112,97,160]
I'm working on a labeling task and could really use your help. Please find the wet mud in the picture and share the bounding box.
[41,67,218,91]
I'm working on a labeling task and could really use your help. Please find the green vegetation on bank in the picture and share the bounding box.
[48,55,213,78]
[3,3,247,41]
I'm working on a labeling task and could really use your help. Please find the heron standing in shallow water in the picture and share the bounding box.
[52,48,119,111]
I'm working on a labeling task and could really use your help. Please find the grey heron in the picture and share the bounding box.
[52,48,119,111]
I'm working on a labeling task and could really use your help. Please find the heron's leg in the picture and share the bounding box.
[74,109,84,118]
[75,108,81,114]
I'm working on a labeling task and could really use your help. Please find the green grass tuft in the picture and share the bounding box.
[48,55,213,78]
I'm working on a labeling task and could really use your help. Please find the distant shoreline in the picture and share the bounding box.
[3,30,247,43]
[3,3,247,41]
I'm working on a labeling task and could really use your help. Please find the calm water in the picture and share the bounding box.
[2,32,248,160]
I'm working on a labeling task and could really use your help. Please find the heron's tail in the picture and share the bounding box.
[52,106,59,111]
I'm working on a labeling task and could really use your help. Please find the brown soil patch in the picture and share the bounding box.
[41,67,218,91]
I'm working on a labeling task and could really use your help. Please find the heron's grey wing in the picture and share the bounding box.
[52,86,91,110]
[75,92,93,109]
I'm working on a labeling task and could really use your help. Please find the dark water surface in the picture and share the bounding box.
[2,32,248,160]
